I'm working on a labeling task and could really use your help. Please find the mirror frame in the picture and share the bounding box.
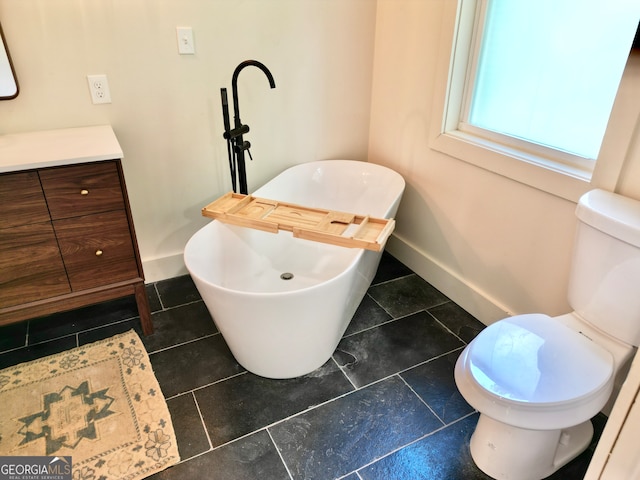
[0,22,19,100]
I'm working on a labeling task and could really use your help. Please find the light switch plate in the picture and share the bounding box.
[176,27,195,55]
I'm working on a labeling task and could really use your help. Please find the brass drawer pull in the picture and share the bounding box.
[80,189,89,195]
[95,249,103,256]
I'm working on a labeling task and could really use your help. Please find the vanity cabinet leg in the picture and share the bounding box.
[135,282,153,335]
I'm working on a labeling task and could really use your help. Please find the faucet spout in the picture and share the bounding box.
[231,60,276,127]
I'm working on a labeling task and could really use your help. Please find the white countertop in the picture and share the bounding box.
[0,125,123,173]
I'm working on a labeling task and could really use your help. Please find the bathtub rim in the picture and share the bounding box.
[253,159,406,208]
[184,158,404,297]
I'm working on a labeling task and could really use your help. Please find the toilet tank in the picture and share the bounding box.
[569,189,640,346]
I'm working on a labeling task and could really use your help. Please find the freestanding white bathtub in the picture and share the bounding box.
[183,160,405,378]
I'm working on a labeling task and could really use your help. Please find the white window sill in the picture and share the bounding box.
[429,129,592,203]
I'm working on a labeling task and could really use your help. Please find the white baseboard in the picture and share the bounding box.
[385,234,511,326]
[142,252,188,283]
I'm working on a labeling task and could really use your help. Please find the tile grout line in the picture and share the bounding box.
[153,282,166,311]
[155,298,203,313]
[266,428,295,480]
[365,291,396,321]
[331,355,358,390]
[354,411,479,476]
[146,331,221,356]
[339,344,466,393]
[369,272,415,287]
[25,321,31,348]
[397,374,446,427]
[161,392,219,466]
[368,272,451,316]
[341,300,452,340]
[164,370,248,401]
[191,390,214,453]
[161,393,217,466]
[427,310,471,345]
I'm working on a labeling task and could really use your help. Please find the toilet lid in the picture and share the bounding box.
[466,314,614,405]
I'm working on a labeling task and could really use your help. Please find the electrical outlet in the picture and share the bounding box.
[87,74,112,104]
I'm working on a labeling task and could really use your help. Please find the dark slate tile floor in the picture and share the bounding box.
[0,252,605,479]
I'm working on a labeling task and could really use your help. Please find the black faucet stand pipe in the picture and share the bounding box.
[229,60,276,195]
[220,88,236,192]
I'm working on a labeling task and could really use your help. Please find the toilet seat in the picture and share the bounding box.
[455,313,615,430]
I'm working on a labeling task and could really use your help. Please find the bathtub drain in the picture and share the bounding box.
[280,272,294,280]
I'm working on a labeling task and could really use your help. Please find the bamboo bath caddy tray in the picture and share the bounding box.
[202,192,395,251]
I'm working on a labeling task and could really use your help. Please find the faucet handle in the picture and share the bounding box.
[234,140,253,159]
[224,124,250,140]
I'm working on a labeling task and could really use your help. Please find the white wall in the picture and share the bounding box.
[0,0,376,281]
[369,0,640,324]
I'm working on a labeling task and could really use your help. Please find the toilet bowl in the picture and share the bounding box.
[455,313,631,480]
[454,189,640,480]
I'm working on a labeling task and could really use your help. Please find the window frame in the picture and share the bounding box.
[429,0,638,202]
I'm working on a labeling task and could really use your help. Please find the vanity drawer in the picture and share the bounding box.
[0,171,50,229]
[0,222,71,307]
[39,161,125,220]
[53,210,139,291]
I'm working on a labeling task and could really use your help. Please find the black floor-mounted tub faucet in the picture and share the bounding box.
[221,60,276,195]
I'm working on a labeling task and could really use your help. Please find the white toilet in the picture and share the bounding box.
[454,189,640,480]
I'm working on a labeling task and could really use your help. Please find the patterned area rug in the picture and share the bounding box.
[0,330,180,479]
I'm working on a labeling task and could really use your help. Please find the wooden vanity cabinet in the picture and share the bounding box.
[0,171,70,307]
[0,159,153,335]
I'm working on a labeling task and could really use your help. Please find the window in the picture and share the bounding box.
[430,0,640,200]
